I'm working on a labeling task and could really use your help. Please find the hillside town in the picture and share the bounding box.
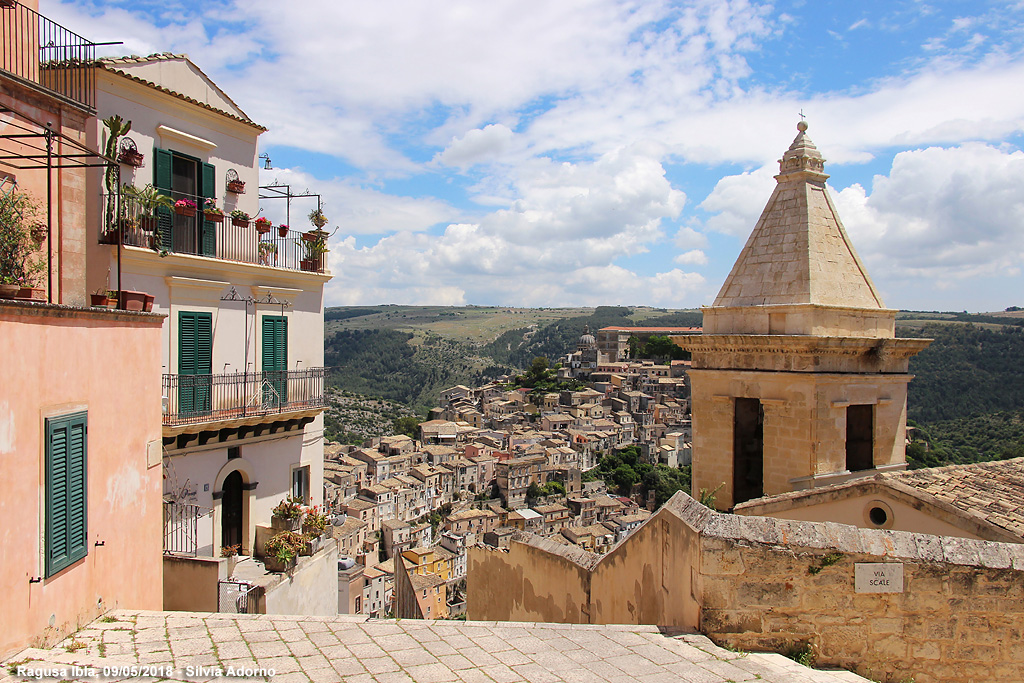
[322,326,701,618]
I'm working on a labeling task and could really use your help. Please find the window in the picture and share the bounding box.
[178,312,213,415]
[846,404,874,472]
[45,412,88,577]
[262,316,288,405]
[292,465,310,504]
[153,147,216,257]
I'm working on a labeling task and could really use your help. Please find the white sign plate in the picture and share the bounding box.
[854,563,904,593]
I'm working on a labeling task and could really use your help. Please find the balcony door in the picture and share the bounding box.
[262,315,288,406]
[178,311,213,415]
[154,147,216,257]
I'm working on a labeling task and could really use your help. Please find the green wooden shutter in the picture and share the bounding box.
[46,412,88,577]
[200,162,216,257]
[178,312,213,415]
[262,316,288,405]
[154,148,173,252]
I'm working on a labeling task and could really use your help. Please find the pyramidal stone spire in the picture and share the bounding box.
[712,120,884,311]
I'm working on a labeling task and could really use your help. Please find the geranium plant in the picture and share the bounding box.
[203,199,223,215]
[174,198,197,210]
[303,506,329,534]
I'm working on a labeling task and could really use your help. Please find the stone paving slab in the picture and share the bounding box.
[2,610,870,683]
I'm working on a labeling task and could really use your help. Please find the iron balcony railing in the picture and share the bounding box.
[100,191,328,274]
[162,368,327,426]
[163,500,210,556]
[0,1,96,110]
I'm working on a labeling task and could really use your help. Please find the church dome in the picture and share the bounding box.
[579,325,596,347]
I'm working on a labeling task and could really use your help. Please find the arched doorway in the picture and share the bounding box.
[222,470,243,550]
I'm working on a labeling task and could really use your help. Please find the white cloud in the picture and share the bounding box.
[323,147,700,306]
[673,226,709,250]
[835,143,1024,284]
[675,249,709,265]
[435,124,515,169]
[698,164,775,236]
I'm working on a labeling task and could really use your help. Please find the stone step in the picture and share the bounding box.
[674,634,873,682]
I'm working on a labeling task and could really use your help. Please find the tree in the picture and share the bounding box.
[526,482,545,501]
[544,481,566,496]
[393,415,421,438]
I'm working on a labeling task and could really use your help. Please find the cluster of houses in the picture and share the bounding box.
[321,332,700,618]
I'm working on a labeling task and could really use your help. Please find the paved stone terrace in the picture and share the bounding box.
[3,610,868,683]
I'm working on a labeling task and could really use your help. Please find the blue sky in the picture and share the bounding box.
[47,0,1024,311]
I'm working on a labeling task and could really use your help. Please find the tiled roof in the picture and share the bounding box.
[886,457,1024,540]
[98,54,267,131]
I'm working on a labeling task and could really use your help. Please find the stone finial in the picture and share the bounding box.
[777,120,827,180]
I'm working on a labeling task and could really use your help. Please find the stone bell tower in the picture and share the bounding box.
[674,121,930,510]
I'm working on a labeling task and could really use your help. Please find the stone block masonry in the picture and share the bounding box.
[469,492,1024,683]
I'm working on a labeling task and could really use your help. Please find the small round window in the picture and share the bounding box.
[864,500,894,529]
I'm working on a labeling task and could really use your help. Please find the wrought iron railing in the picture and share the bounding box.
[100,191,328,273]
[0,1,96,110]
[162,368,327,426]
[163,500,210,556]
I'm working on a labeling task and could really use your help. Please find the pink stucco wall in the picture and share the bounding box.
[0,303,164,658]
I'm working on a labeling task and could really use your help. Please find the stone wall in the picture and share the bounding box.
[264,542,339,617]
[468,492,1024,683]
[468,536,596,624]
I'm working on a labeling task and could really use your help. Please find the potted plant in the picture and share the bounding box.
[230,209,250,228]
[254,216,272,234]
[174,198,197,217]
[258,241,277,265]
[0,191,46,299]
[300,229,328,272]
[302,505,329,539]
[277,224,289,238]
[117,137,144,167]
[90,289,112,307]
[122,184,173,235]
[221,544,241,577]
[262,532,301,573]
[203,199,224,223]
[308,207,328,229]
[271,495,304,531]
[226,170,246,194]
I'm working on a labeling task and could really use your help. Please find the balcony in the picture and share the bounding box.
[100,191,329,274]
[162,368,327,427]
[0,1,96,110]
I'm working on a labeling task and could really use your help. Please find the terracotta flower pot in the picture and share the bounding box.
[263,555,295,573]
[271,516,302,532]
[256,224,270,235]
[227,180,246,194]
[0,283,21,299]
[120,290,148,311]
[174,205,197,217]
[16,287,45,301]
[205,212,224,223]
[232,217,249,228]
[278,226,289,237]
